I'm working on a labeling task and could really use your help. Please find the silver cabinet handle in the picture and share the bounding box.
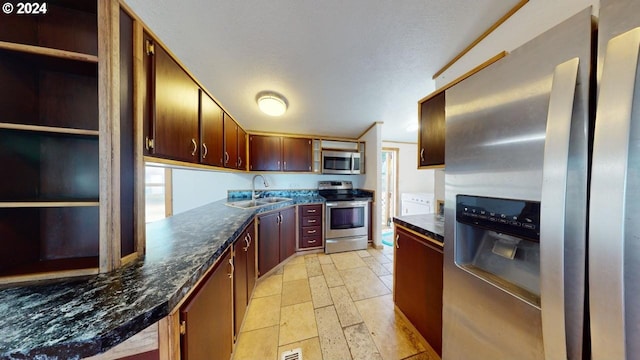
[308,219,317,224]
[238,157,242,167]
[284,161,287,170]
[224,151,230,165]
[589,28,640,360]
[228,258,234,279]
[307,229,317,234]
[540,57,580,360]
[243,235,249,252]
[247,233,252,245]
[277,160,281,170]
[191,139,198,156]
[420,148,424,162]
[307,209,317,213]
[395,235,399,249]
[308,240,317,244]
[202,143,208,159]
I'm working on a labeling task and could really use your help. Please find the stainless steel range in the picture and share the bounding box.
[318,181,371,254]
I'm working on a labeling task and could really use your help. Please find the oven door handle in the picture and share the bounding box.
[326,201,369,208]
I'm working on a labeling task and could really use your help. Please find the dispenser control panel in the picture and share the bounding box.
[456,195,540,241]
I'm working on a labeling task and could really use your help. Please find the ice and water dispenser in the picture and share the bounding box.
[455,195,541,306]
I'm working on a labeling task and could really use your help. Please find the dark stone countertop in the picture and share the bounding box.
[0,195,323,359]
[393,213,445,244]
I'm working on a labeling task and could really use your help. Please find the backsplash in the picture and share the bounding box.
[227,189,320,199]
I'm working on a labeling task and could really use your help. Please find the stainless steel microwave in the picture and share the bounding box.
[322,151,362,174]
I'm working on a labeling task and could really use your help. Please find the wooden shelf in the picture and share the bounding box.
[0,257,99,284]
[0,122,99,136]
[0,41,98,63]
[0,201,99,208]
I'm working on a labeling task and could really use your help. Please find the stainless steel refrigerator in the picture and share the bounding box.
[443,0,640,358]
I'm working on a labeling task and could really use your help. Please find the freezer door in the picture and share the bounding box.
[589,27,640,360]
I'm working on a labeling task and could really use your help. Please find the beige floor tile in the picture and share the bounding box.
[321,263,345,287]
[379,274,394,291]
[279,301,318,346]
[356,249,372,258]
[362,256,391,276]
[253,274,283,298]
[367,249,392,264]
[344,323,383,360]
[355,294,426,360]
[283,263,308,282]
[281,278,312,307]
[340,267,391,301]
[383,261,394,274]
[309,275,333,309]
[242,294,282,332]
[317,253,333,265]
[305,256,324,277]
[233,325,279,360]
[381,245,395,256]
[278,337,323,360]
[315,306,351,359]
[331,252,368,270]
[329,286,363,327]
[304,252,319,258]
[275,266,284,275]
[287,255,306,265]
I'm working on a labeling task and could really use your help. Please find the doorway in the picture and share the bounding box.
[381,148,398,246]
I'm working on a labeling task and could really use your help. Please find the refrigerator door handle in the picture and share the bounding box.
[540,57,580,360]
[589,27,640,360]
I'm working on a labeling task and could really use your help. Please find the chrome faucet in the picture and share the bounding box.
[252,174,269,200]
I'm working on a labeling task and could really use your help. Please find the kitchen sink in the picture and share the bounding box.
[225,197,292,209]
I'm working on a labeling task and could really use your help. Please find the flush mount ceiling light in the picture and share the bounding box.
[256,91,288,116]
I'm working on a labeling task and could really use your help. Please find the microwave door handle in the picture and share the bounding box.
[539,57,579,360]
[589,28,640,360]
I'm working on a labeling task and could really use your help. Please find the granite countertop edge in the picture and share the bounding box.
[0,195,325,359]
[393,213,445,244]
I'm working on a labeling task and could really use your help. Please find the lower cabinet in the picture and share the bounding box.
[258,207,296,276]
[394,225,443,356]
[180,250,233,360]
[298,204,323,249]
[233,220,256,340]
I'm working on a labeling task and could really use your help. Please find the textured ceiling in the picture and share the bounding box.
[125,0,521,142]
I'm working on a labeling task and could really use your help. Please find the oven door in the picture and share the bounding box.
[325,201,369,238]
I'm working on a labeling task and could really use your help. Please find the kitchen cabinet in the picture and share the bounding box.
[249,135,313,172]
[237,127,247,170]
[418,91,445,168]
[0,0,138,283]
[223,113,237,169]
[233,220,256,340]
[298,204,323,249]
[258,207,296,276]
[199,90,224,167]
[394,225,443,356]
[149,39,200,162]
[180,250,233,360]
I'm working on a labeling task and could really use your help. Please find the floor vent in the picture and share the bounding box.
[281,347,303,360]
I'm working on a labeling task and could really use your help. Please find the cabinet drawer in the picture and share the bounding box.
[301,204,322,216]
[300,235,322,248]
[302,216,321,227]
[301,226,322,237]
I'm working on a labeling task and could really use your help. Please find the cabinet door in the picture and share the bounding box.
[153,43,199,162]
[237,127,247,170]
[282,137,312,172]
[233,234,248,339]
[249,135,282,171]
[279,207,297,261]
[223,113,238,169]
[418,91,445,167]
[200,91,224,167]
[246,221,257,298]
[394,227,443,355]
[258,212,281,276]
[181,250,232,360]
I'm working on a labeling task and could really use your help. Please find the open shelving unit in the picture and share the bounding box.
[0,0,102,282]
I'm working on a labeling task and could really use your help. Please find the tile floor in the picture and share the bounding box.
[232,245,440,360]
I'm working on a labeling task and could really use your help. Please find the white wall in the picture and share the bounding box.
[172,168,364,214]
[360,123,382,247]
[382,141,435,216]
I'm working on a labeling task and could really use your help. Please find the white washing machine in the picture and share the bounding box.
[401,193,435,215]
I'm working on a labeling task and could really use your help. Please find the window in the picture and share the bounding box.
[145,166,172,223]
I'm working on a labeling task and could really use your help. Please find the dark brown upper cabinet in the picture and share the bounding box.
[418,91,445,168]
[237,127,247,170]
[224,113,239,169]
[249,135,312,172]
[150,40,200,162]
[200,90,224,167]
